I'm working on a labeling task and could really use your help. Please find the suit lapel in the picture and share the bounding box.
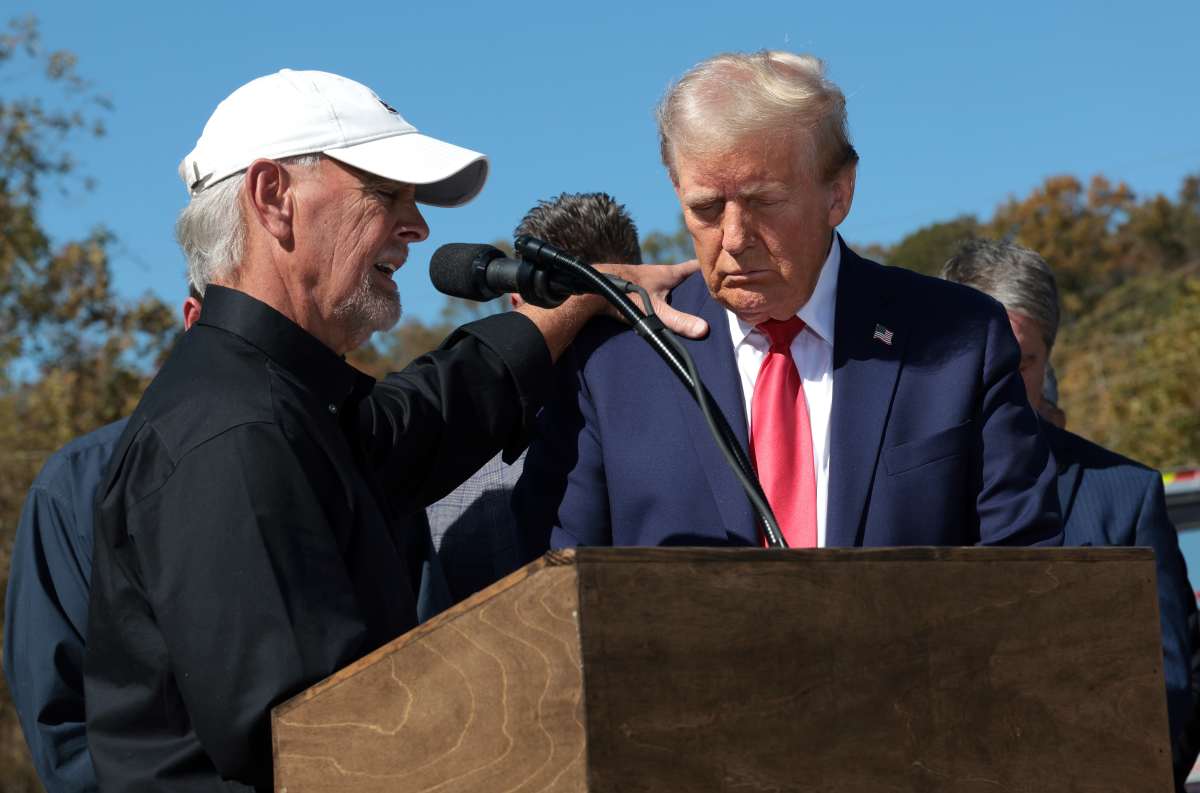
[826,244,906,547]
[675,275,758,543]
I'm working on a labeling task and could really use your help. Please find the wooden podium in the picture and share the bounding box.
[272,547,1172,792]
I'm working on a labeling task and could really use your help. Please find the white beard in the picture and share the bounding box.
[333,273,402,350]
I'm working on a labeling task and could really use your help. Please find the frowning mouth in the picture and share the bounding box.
[721,270,773,285]
[374,261,401,277]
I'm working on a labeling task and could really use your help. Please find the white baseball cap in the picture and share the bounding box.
[179,69,489,207]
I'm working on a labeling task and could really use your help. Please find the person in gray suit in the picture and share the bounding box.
[943,239,1199,791]
[426,192,644,600]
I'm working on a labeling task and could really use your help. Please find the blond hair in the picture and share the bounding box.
[656,50,858,182]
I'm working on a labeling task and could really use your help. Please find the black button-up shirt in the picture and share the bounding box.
[84,286,550,792]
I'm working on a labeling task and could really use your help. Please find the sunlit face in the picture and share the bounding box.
[1007,311,1050,411]
[289,158,429,351]
[672,134,854,325]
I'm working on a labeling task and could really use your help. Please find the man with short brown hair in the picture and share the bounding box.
[428,191,644,600]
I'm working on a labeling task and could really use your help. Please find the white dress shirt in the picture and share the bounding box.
[726,239,839,547]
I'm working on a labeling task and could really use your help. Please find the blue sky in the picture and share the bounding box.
[20,0,1200,323]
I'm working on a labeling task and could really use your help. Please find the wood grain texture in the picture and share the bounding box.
[274,548,1169,793]
[574,547,1171,793]
[273,564,586,793]
[572,546,1152,565]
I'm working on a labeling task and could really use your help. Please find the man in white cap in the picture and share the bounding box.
[83,69,702,792]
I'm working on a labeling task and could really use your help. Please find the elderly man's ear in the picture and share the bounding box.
[828,164,856,228]
[182,296,202,330]
[244,159,296,245]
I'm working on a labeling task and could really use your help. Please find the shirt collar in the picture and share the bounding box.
[197,286,374,407]
[726,232,841,347]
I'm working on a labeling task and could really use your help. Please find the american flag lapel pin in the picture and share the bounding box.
[872,323,894,346]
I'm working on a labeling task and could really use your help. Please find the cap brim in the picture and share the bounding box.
[324,132,489,208]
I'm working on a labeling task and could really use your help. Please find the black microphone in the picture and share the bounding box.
[435,239,787,546]
[429,243,572,308]
[514,234,585,271]
[429,241,634,309]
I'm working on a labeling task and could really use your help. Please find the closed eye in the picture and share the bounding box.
[689,201,722,221]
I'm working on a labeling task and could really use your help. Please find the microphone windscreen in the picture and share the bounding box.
[430,243,501,300]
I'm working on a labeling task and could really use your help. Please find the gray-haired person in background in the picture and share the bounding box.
[942,239,1200,791]
[426,192,643,601]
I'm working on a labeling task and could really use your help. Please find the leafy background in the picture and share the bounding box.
[1,15,1197,791]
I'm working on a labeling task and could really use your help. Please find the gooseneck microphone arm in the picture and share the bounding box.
[514,235,787,549]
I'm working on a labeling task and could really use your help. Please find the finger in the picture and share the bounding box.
[654,301,708,339]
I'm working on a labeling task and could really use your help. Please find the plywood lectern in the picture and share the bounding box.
[272,547,1172,792]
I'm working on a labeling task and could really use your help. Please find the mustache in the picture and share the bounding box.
[375,246,409,265]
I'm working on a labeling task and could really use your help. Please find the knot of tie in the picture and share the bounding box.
[757,316,807,351]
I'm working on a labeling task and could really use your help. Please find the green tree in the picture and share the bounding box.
[1116,175,1200,275]
[0,17,178,789]
[640,215,693,263]
[987,174,1141,317]
[983,172,1199,469]
[851,172,1199,470]
[880,215,980,275]
[1055,263,1200,469]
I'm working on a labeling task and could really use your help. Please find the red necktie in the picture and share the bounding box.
[749,317,818,548]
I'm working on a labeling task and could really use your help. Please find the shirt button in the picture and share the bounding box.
[328,403,338,415]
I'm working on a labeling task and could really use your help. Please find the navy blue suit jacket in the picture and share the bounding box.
[3,419,127,793]
[2,423,450,793]
[1046,422,1198,781]
[515,243,1062,550]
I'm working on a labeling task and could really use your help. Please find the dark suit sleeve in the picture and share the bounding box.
[1131,478,1199,777]
[3,486,97,793]
[513,342,613,555]
[358,311,552,514]
[974,307,1062,546]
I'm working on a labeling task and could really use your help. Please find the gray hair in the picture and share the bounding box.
[941,239,1061,350]
[656,50,859,182]
[175,153,321,295]
[515,192,642,265]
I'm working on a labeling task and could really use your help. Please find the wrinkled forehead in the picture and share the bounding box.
[669,127,820,185]
[671,132,818,196]
[675,175,795,205]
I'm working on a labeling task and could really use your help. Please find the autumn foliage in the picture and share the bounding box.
[0,14,1197,790]
[0,19,177,790]
[865,172,1200,471]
